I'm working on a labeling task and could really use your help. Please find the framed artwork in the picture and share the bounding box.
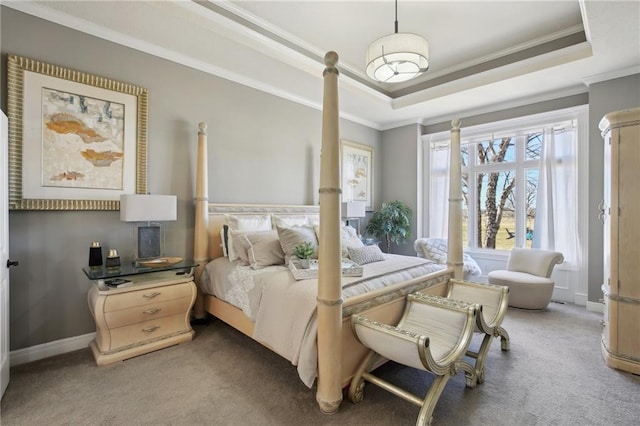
[341,140,374,211]
[7,54,148,210]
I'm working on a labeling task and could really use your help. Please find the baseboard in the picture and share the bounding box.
[10,332,95,367]
[586,300,604,314]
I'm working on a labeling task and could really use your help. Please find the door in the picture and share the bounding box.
[1,110,10,398]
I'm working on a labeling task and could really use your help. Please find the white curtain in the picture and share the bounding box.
[429,144,450,238]
[532,127,581,267]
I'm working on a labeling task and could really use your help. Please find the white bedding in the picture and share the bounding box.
[200,254,445,387]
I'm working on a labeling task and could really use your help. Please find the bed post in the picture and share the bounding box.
[193,122,209,319]
[448,119,464,279]
[316,51,343,414]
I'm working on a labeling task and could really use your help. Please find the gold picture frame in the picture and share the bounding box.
[7,54,148,210]
[341,140,374,211]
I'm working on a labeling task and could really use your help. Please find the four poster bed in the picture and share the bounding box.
[191,52,465,414]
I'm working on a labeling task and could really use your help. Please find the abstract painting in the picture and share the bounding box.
[7,55,148,210]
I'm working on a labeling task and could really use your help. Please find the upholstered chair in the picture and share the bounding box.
[487,248,563,310]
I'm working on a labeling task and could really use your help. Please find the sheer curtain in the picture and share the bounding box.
[532,126,581,267]
[429,144,450,238]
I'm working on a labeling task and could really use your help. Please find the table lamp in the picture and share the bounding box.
[341,201,366,236]
[120,194,177,263]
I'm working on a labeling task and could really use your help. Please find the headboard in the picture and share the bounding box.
[206,203,320,260]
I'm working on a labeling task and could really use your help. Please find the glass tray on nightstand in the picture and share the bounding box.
[83,259,199,288]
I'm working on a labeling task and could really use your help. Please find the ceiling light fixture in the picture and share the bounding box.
[366,0,429,83]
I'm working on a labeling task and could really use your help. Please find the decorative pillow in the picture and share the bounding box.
[276,225,318,264]
[342,226,364,258]
[462,253,482,276]
[235,231,285,269]
[414,238,448,264]
[414,237,482,276]
[224,214,272,231]
[348,245,385,265]
[225,214,272,261]
[272,215,309,229]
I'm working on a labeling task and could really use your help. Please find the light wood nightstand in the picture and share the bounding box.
[84,260,198,366]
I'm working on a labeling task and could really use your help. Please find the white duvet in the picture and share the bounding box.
[201,254,445,387]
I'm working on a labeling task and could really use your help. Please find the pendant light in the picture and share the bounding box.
[366,0,429,83]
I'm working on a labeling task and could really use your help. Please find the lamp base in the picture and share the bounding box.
[136,224,162,260]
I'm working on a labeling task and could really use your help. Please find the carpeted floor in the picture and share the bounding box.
[1,302,639,425]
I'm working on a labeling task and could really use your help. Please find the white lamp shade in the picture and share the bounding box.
[366,32,429,83]
[120,194,177,222]
[341,201,366,218]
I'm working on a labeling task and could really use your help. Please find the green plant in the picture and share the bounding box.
[365,200,412,253]
[293,242,315,259]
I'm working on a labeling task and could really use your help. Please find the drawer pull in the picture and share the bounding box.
[142,325,160,333]
[143,292,162,299]
[143,308,161,315]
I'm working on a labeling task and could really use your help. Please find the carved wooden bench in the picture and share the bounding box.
[446,279,510,387]
[348,293,478,426]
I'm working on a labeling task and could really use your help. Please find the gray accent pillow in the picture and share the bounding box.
[276,225,318,264]
[348,245,385,265]
[235,230,285,269]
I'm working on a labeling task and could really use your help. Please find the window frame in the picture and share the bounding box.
[421,107,585,256]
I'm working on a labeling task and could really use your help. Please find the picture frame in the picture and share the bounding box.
[7,54,148,210]
[341,140,374,211]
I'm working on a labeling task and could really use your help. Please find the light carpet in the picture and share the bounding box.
[1,302,639,425]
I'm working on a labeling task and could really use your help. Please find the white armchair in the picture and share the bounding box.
[487,248,564,310]
[414,238,481,279]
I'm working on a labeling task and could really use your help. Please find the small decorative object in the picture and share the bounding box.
[365,200,412,253]
[293,242,315,269]
[105,249,121,271]
[88,241,103,269]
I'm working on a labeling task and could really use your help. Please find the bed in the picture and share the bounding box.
[191,51,464,414]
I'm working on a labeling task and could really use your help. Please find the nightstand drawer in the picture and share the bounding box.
[109,313,188,350]
[103,281,194,312]
[104,296,193,329]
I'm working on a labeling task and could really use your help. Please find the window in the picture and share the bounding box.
[463,133,541,250]
[424,109,582,260]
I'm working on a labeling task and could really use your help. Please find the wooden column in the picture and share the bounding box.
[316,51,343,414]
[447,119,464,279]
[193,122,209,319]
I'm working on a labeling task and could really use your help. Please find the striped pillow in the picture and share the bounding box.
[348,245,385,265]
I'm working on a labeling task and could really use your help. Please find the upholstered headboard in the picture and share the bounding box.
[206,203,320,260]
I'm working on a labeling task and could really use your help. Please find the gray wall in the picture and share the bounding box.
[1,7,380,350]
[379,124,422,255]
[587,74,640,302]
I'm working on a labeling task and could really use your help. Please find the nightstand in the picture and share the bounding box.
[84,260,198,366]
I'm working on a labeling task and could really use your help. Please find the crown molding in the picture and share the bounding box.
[582,65,640,86]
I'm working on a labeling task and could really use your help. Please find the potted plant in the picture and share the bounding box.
[293,242,315,269]
[365,200,412,253]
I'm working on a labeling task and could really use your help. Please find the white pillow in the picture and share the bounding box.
[225,214,272,231]
[312,224,364,258]
[225,214,272,261]
[272,215,309,228]
[341,226,364,258]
